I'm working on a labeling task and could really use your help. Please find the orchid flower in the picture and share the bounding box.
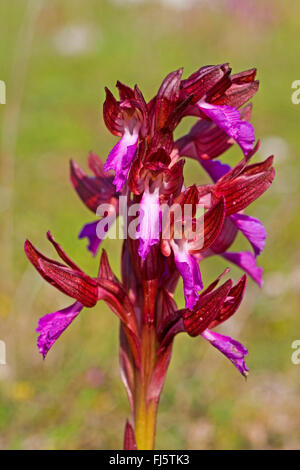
[25,64,275,450]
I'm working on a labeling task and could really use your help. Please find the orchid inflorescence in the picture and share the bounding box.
[25,63,275,450]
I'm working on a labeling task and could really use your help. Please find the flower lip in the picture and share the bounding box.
[137,185,161,261]
[201,329,249,377]
[36,301,83,359]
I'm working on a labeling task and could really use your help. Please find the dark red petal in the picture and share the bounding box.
[25,239,70,296]
[181,64,230,102]
[188,197,226,253]
[103,87,123,136]
[25,239,64,276]
[38,259,98,308]
[216,141,260,184]
[134,85,150,137]
[242,155,274,176]
[87,151,107,177]
[98,249,117,282]
[128,238,163,284]
[121,240,140,308]
[167,94,194,130]
[200,268,230,297]
[116,81,135,100]
[158,316,185,352]
[156,287,178,341]
[123,420,137,450]
[176,119,233,160]
[128,142,146,195]
[209,274,247,328]
[214,167,275,216]
[150,128,174,155]
[160,159,185,202]
[176,103,252,161]
[174,184,199,210]
[154,69,183,130]
[209,216,238,254]
[231,68,257,84]
[205,69,232,102]
[183,279,232,337]
[97,279,138,334]
[211,81,259,108]
[70,159,116,213]
[46,231,81,271]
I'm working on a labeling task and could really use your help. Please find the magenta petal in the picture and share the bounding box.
[222,251,263,286]
[137,188,161,260]
[36,302,83,358]
[79,221,102,257]
[173,242,203,309]
[104,129,138,192]
[200,158,231,183]
[198,102,255,156]
[201,329,249,376]
[230,213,267,256]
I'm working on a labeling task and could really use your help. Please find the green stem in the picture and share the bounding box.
[134,323,158,450]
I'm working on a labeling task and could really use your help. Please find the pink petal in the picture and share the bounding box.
[197,101,255,156]
[201,329,249,377]
[137,188,161,261]
[79,220,103,257]
[36,302,83,358]
[200,158,231,183]
[104,129,138,192]
[230,213,267,256]
[222,251,263,286]
[173,241,203,309]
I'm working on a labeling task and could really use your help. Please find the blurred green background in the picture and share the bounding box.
[0,0,299,450]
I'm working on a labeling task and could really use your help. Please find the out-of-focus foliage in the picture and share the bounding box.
[0,0,299,449]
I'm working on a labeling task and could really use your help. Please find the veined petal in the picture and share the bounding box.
[184,279,232,336]
[209,274,247,328]
[104,128,138,192]
[176,103,252,161]
[209,216,238,254]
[222,251,263,286]
[70,159,116,214]
[197,101,255,156]
[37,258,98,307]
[36,302,83,359]
[214,160,275,216]
[137,188,161,261]
[201,329,249,377]
[154,68,183,130]
[79,220,103,257]
[24,238,99,307]
[187,197,226,253]
[172,241,203,310]
[181,64,230,103]
[230,213,267,256]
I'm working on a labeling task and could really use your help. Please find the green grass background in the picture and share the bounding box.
[0,0,299,449]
